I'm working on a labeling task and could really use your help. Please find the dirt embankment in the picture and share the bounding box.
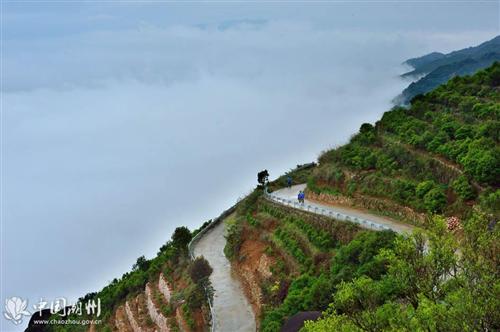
[231,238,274,322]
[228,211,289,330]
[306,189,426,226]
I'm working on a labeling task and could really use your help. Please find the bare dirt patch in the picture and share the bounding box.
[233,238,274,322]
[114,305,133,332]
[192,309,206,332]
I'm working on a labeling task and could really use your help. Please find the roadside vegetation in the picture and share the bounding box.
[224,196,397,331]
[45,225,213,332]
[304,209,498,331]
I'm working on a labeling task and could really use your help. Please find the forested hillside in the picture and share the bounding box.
[397,35,500,104]
[225,63,499,331]
[300,62,500,332]
[311,62,499,221]
[402,36,500,78]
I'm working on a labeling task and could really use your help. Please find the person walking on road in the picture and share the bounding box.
[298,190,305,204]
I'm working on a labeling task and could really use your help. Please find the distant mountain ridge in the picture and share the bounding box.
[397,35,500,104]
[402,35,500,78]
[404,51,445,71]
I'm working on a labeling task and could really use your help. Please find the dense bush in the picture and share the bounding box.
[416,180,436,198]
[330,230,396,283]
[285,216,335,250]
[422,186,447,213]
[260,230,397,332]
[261,274,333,332]
[460,140,500,184]
[224,221,244,260]
[171,226,193,251]
[274,228,309,266]
[452,175,476,200]
[185,283,207,310]
[189,256,213,284]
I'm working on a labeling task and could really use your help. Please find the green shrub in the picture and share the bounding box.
[274,228,308,266]
[171,227,192,251]
[416,180,436,199]
[423,187,447,213]
[246,213,261,227]
[452,175,475,201]
[189,256,213,284]
[224,222,243,260]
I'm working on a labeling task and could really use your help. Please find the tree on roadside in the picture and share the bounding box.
[258,170,270,187]
[172,226,192,251]
[189,256,213,284]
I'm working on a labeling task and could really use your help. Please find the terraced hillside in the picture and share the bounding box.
[223,187,401,330]
[29,226,214,332]
[224,63,499,331]
[308,62,500,224]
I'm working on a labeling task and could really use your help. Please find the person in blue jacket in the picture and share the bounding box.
[298,190,305,203]
[287,176,292,188]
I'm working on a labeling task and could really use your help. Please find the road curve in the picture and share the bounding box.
[268,184,415,234]
[193,221,256,332]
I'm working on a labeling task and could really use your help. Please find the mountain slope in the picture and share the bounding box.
[402,35,500,78]
[397,36,500,104]
[312,62,499,221]
[26,226,213,332]
[403,51,445,69]
[224,63,499,332]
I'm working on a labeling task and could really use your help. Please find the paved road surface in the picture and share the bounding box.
[268,184,414,234]
[193,221,256,332]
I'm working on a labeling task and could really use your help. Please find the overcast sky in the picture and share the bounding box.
[1,1,499,331]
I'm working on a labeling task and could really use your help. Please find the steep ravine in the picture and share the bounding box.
[193,221,256,332]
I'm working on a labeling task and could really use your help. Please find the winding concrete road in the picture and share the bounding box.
[268,184,415,234]
[191,184,414,332]
[193,221,256,332]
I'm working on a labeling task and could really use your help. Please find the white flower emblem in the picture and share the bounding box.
[4,297,31,325]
